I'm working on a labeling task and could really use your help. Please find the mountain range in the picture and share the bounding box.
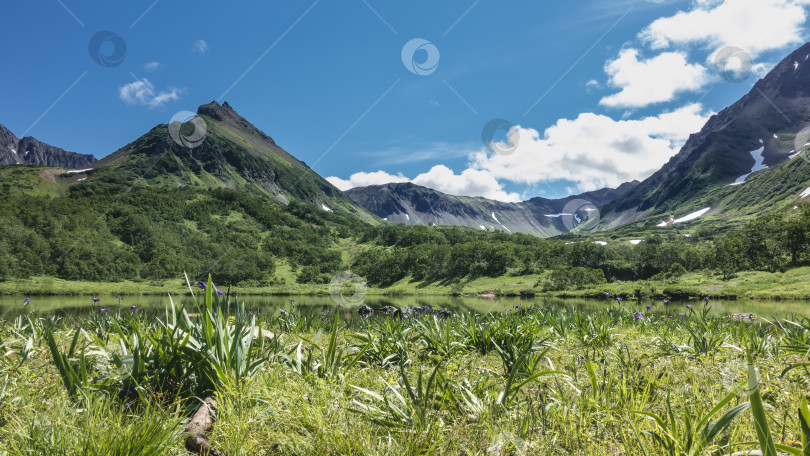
[5,43,810,238]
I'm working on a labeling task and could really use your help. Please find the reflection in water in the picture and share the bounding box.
[0,294,808,320]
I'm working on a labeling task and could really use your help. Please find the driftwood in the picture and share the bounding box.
[185,396,222,456]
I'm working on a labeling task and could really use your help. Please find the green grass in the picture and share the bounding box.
[9,265,810,300]
[1,297,809,454]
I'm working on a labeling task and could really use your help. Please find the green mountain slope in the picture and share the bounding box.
[601,42,810,229]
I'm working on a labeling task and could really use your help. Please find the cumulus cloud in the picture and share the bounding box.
[192,39,209,54]
[600,49,709,108]
[641,0,810,57]
[143,61,160,72]
[118,78,182,108]
[470,103,713,192]
[412,165,521,202]
[327,166,520,202]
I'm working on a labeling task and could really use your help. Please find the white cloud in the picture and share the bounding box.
[470,103,713,192]
[118,78,182,109]
[600,49,709,108]
[412,165,521,202]
[327,166,520,202]
[641,0,810,57]
[143,61,160,72]
[192,39,209,54]
[326,171,409,191]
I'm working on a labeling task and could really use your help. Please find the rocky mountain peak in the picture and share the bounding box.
[0,124,95,168]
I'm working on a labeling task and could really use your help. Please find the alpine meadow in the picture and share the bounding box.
[2,1,810,455]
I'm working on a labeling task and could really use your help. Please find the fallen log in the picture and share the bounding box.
[185,396,222,456]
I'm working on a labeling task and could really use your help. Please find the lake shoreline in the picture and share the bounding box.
[4,269,810,302]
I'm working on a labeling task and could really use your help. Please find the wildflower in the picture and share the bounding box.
[702,296,710,301]
[615,297,623,302]
[99,307,107,313]
[280,310,286,315]
[634,311,644,321]
[289,299,295,304]
[197,281,206,290]
[748,313,756,321]
[129,305,138,311]
[92,297,100,303]
[646,305,653,310]
[216,289,224,296]
[679,313,686,318]
[686,304,693,310]
[605,292,612,297]
[423,306,431,311]
[662,299,671,305]
[23,297,30,306]
[115,296,124,302]
[514,305,520,309]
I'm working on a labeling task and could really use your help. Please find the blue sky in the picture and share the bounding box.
[2,0,809,201]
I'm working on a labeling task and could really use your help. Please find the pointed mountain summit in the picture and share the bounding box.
[0,124,95,168]
[87,101,369,217]
[601,42,810,227]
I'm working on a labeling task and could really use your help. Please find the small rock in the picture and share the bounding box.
[358,305,374,316]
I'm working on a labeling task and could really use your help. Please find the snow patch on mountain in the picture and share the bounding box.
[733,146,767,184]
[672,207,710,223]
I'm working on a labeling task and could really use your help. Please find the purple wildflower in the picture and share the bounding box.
[197,281,206,290]
[679,313,686,318]
[92,298,100,303]
[115,296,124,302]
[662,299,671,305]
[99,307,107,314]
[615,297,623,302]
[686,304,693,310]
[289,299,295,304]
[634,311,644,321]
[605,292,612,297]
[279,310,286,315]
[646,305,653,310]
[129,305,138,311]
[216,289,224,296]
[23,298,30,306]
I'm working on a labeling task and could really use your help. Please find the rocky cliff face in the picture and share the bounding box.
[0,124,96,168]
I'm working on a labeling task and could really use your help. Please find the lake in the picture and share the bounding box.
[0,294,808,321]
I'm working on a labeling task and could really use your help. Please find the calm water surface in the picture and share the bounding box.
[0,294,808,320]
